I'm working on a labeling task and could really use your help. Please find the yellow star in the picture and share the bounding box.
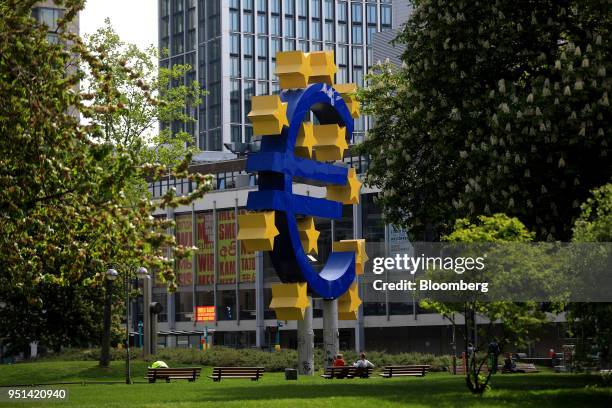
[297,216,320,255]
[237,211,279,252]
[338,282,362,320]
[326,168,362,205]
[247,95,288,136]
[334,83,360,118]
[269,282,310,320]
[308,51,337,85]
[313,124,348,161]
[332,238,368,275]
[275,51,312,89]
[295,122,316,159]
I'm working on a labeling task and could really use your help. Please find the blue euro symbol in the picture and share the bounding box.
[246,83,356,299]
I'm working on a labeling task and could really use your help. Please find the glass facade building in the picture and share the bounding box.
[159,0,395,154]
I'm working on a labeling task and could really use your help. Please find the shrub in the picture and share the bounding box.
[41,347,453,372]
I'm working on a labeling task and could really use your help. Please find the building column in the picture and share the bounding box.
[255,252,265,348]
[213,201,218,328]
[353,201,365,352]
[191,203,197,328]
[234,199,240,326]
[167,206,176,334]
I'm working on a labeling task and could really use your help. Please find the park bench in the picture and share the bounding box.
[208,367,265,382]
[502,363,539,374]
[146,367,201,383]
[380,365,430,378]
[321,366,373,379]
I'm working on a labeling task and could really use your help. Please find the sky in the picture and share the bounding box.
[80,0,158,52]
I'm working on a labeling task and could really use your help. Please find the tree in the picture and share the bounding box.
[83,21,204,366]
[568,183,612,368]
[359,0,611,240]
[420,214,553,394]
[0,0,211,355]
[83,20,202,170]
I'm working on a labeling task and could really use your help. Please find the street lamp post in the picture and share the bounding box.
[106,265,149,385]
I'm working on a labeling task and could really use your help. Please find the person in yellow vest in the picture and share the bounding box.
[150,361,168,368]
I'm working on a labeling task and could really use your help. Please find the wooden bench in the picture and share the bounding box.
[502,363,539,374]
[380,365,430,378]
[146,367,201,383]
[208,367,265,382]
[321,366,373,379]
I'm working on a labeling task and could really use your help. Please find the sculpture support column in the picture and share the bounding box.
[297,297,314,375]
[323,299,339,367]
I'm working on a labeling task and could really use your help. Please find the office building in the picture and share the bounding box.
[159,0,400,159]
[32,1,80,42]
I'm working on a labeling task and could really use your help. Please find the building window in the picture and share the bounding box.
[337,22,347,43]
[324,0,333,19]
[257,59,268,79]
[243,11,254,33]
[284,0,295,15]
[284,17,295,37]
[257,0,267,12]
[311,20,321,40]
[337,1,347,22]
[311,0,321,18]
[381,4,392,29]
[298,17,308,39]
[284,38,295,50]
[297,0,307,17]
[231,125,242,143]
[352,25,362,44]
[324,20,334,42]
[271,37,282,58]
[244,80,255,122]
[230,9,240,32]
[257,13,267,34]
[243,35,254,56]
[230,80,241,122]
[351,3,362,23]
[257,81,269,95]
[244,57,254,78]
[175,292,193,322]
[366,3,377,25]
[271,15,281,35]
[257,36,268,58]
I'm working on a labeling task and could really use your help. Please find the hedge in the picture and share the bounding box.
[42,347,453,372]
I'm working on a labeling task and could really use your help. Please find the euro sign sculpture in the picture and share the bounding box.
[239,50,366,320]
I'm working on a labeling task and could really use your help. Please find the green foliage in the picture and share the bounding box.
[421,214,551,394]
[359,0,612,240]
[573,183,612,242]
[42,347,453,373]
[445,214,535,243]
[83,20,202,169]
[0,1,212,354]
[568,184,612,368]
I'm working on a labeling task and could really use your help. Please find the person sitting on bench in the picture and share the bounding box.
[353,352,375,369]
[333,354,346,367]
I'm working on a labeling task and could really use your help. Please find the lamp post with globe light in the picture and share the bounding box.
[104,265,149,385]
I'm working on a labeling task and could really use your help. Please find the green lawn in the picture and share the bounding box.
[0,361,610,408]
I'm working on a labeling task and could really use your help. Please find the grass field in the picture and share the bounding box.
[0,361,610,408]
